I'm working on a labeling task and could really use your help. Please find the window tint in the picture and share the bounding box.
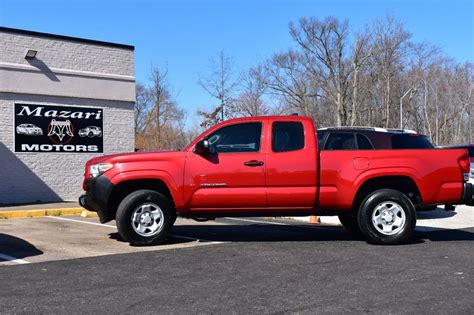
[391,134,434,149]
[272,122,305,152]
[357,134,374,150]
[207,122,262,153]
[325,133,356,150]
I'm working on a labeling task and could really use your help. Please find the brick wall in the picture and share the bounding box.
[0,29,135,204]
[0,31,134,76]
[0,94,134,203]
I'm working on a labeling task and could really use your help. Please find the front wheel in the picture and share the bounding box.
[357,189,416,245]
[116,190,176,246]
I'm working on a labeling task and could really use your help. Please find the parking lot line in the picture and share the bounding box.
[45,215,223,244]
[46,215,115,228]
[0,254,30,265]
[223,217,290,226]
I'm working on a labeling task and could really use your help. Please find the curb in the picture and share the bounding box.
[0,208,98,219]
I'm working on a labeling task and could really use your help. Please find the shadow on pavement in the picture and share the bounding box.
[0,233,43,260]
[108,232,196,246]
[417,208,457,219]
[170,223,473,244]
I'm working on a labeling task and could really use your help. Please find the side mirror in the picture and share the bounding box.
[194,139,210,154]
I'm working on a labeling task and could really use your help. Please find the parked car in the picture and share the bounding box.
[16,124,43,136]
[80,116,473,246]
[317,127,434,150]
[78,126,102,138]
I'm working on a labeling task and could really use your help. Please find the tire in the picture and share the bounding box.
[88,131,94,138]
[116,189,176,246]
[357,189,416,245]
[338,213,361,235]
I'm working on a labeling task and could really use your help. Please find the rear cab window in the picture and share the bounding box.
[272,122,305,152]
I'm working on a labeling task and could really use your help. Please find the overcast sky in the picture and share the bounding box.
[1,0,472,125]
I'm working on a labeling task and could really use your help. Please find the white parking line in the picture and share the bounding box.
[45,216,223,244]
[0,253,30,265]
[223,217,289,226]
[46,215,115,228]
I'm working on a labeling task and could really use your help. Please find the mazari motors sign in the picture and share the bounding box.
[14,103,103,153]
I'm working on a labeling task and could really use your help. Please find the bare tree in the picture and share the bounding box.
[369,16,411,127]
[229,65,270,117]
[197,50,240,127]
[134,82,152,134]
[136,66,185,151]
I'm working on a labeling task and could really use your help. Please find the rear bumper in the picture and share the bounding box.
[461,183,474,206]
[79,175,115,223]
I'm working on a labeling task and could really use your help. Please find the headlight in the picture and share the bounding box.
[90,163,113,178]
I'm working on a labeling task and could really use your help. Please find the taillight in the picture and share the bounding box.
[458,154,470,182]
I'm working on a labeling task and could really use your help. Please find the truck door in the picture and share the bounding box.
[184,121,268,210]
[265,120,319,209]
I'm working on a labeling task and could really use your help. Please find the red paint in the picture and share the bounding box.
[84,116,470,215]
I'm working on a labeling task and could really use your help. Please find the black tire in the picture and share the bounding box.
[357,189,416,245]
[338,213,361,235]
[116,189,176,246]
[88,131,94,138]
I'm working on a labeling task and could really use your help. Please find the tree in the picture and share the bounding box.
[197,50,240,127]
[135,66,186,151]
[369,16,411,127]
[134,82,152,135]
[229,65,270,117]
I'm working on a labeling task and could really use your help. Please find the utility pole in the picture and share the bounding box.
[400,88,417,129]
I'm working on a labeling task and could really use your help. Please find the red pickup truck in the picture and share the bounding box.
[79,116,473,245]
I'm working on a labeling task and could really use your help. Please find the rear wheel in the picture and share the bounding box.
[116,190,176,246]
[357,189,416,245]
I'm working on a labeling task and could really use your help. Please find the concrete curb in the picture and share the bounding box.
[0,208,98,219]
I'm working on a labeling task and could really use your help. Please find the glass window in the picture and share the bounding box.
[357,134,374,150]
[391,134,434,149]
[272,122,305,152]
[207,122,262,153]
[325,133,356,150]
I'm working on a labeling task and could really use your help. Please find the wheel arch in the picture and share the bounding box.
[353,176,422,212]
[106,178,176,222]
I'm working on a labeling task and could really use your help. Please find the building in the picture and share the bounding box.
[0,27,135,204]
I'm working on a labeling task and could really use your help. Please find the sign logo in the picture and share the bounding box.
[14,104,104,153]
[47,119,74,143]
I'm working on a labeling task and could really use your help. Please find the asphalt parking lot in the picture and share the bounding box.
[0,206,473,313]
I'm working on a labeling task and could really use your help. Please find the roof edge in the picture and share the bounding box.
[0,26,134,50]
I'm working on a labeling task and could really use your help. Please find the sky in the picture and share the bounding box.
[1,0,473,125]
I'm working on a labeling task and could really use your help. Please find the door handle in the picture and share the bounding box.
[244,160,264,167]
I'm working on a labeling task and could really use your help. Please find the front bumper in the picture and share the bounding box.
[79,175,115,223]
[461,182,474,206]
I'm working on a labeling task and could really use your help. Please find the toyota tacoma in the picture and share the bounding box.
[80,116,473,245]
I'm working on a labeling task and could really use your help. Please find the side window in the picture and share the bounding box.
[357,134,374,150]
[207,122,262,153]
[272,122,305,152]
[325,133,356,150]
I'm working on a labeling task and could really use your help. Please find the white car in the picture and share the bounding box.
[78,126,102,138]
[16,124,43,136]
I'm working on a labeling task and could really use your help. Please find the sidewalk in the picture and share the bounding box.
[0,201,90,219]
